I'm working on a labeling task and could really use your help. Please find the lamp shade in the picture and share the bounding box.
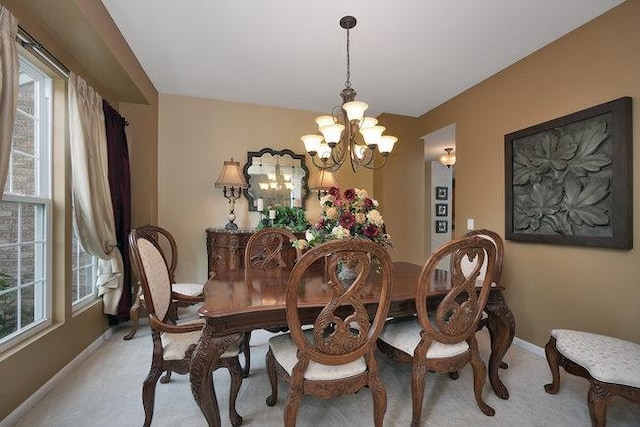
[215,159,248,188]
[377,135,397,154]
[310,170,339,191]
[342,100,368,121]
[438,148,456,168]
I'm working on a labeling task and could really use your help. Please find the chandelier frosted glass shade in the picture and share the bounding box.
[438,147,456,168]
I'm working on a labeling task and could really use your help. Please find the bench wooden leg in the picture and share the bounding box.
[544,337,561,394]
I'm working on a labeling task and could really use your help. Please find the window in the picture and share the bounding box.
[0,56,52,346]
[71,227,97,308]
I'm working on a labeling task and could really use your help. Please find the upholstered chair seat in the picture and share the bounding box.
[544,328,640,427]
[379,319,469,359]
[269,330,367,380]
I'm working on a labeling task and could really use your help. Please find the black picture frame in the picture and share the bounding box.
[435,220,448,233]
[436,186,448,200]
[505,97,633,249]
[435,203,448,217]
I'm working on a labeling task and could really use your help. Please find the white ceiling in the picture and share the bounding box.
[101,0,622,119]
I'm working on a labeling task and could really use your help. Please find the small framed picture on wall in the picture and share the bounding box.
[435,203,448,217]
[436,186,448,200]
[435,220,448,233]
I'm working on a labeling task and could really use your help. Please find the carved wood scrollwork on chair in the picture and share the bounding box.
[265,238,393,427]
[460,228,509,370]
[241,228,301,378]
[123,225,204,341]
[129,228,244,427]
[377,236,497,427]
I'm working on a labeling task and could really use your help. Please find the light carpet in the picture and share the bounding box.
[10,312,640,427]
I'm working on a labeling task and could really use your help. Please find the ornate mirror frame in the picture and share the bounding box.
[242,148,310,211]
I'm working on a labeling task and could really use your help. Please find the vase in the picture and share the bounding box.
[338,263,359,285]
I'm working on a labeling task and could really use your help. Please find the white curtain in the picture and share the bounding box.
[0,7,19,195]
[68,72,123,315]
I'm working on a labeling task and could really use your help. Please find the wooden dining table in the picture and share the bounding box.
[189,261,515,426]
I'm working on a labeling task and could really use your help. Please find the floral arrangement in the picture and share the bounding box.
[293,187,392,250]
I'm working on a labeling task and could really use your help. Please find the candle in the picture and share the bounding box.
[257,198,264,212]
[269,209,276,220]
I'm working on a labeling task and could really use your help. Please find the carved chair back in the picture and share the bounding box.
[245,227,301,270]
[417,236,496,346]
[286,238,393,367]
[129,228,174,325]
[460,228,504,285]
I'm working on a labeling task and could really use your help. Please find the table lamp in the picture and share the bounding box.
[215,158,248,230]
[309,170,339,199]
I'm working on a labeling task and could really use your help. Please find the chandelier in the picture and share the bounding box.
[438,147,456,168]
[301,16,397,172]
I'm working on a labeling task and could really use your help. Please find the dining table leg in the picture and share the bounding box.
[190,323,242,426]
[483,290,516,400]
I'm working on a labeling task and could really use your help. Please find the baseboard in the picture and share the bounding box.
[1,328,113,427]
[512,336,545,358]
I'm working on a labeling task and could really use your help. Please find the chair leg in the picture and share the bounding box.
[410,359,427,427]
[367,355,387,427]
[544,337,561,394]
[283,385,304,427]
[588,382,611,427]
[142,366,163,427]
[265,348,278,406]
[123,298,143,340]
[469,338,495,416]
[227,357,244,427]
[242,330,252,378]
[160,371,172,384]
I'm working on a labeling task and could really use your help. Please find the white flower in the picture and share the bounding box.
[355,188,369,199]
[305,229,315,242]
[372,199,379,207]
[355,212,367,224]
[331,225,351,239]
[366,209,384,226]
[320,194,333,206]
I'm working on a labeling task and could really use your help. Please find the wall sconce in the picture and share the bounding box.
[438,147,456,168]
[214,158,248,230]
[309,170,339,199]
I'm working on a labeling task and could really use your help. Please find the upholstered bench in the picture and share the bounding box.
[544,329,640,426]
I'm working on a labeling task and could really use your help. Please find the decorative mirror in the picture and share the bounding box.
[242,148,310,211]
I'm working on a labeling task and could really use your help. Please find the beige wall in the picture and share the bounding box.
[411,1,640,346]
[374,113,423,263]
[157,94,372,284]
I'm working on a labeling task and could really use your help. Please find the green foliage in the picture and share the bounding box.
[256,206,309,232]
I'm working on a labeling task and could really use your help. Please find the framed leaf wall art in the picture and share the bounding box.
[505,97,632,249]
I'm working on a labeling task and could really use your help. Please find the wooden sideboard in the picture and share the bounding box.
[205,228,302,278]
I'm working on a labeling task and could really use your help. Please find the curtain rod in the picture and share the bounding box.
[17,25,69,78]
[16,25,129,126]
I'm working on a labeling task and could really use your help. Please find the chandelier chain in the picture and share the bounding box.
[345,28,351,89]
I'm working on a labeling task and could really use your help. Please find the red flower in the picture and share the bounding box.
[328,187,340,197]
[364,198,374,209]
[363,224,380,238]
[339,212,356,229]
[344,188,356,202]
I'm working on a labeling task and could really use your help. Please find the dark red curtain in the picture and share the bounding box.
[103,100,132,322]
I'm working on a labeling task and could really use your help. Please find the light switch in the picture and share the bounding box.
[466,219,475,230]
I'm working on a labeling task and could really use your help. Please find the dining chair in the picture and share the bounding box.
[123,224,204,341]
[129,228,243,427]
[242,227,301,377]
[377,236,497,427]
[460,228,509,371]
[265,238,393,427]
